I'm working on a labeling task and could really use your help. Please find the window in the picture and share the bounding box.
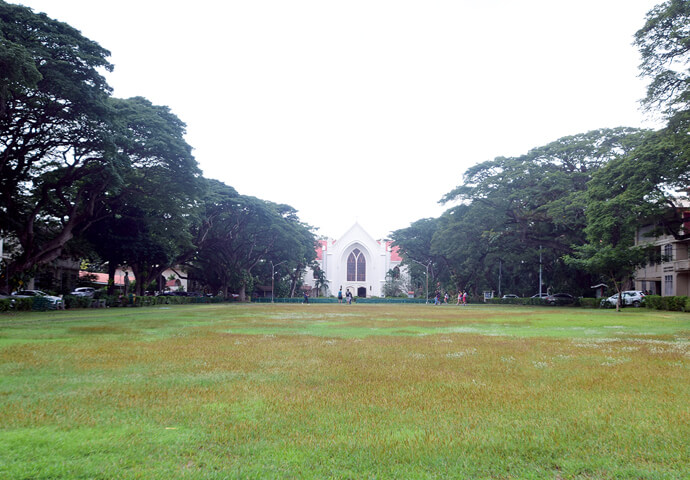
[347,248,366,282]
[664,275,673,296]
[663,244,673,262]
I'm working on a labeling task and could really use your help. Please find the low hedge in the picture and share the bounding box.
[644,295,689,312]
[251,297,430,304]
[486,297,600,308]
[0,298,15,312]
[578,298,600,309]
[62,295,92,309]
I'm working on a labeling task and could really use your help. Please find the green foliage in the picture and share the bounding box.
[486,297,584,307]
[83,97,201,295]
[190,180,316,299]
[391,217,444,292]
[0,298,13,312]
[400,129,647,298]
[635,0,690,117]
[0,1,116,290]
[578,297,601,309]
[644,295,688,311]
[62,295,92,309]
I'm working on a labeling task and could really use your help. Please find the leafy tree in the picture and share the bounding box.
[383,267,405,297]
[190,186,316,300]
[0,1,116,291]
[635,0,690,117]
[311,263,329,297]
[567,0,690,308]
[565,153,656,310]
[390,218,444,299]
[437,128,648,296]
[83,97,201,295]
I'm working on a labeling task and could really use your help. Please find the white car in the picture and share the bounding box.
[71,287,96,297]
[12,290,62,306]
[601,290,646,308]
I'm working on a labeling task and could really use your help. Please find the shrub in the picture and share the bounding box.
[14,298,33,311]
[665,296,687,312]
[62,295,92,309]
[0,298,14,312]
[645,295,663,310]
[486,297,548,306]
[645,295,689,311]
[579,298,600,309]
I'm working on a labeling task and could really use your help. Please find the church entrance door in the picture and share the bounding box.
[357,287,367,298]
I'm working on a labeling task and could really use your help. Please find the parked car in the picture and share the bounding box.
[70,287,96,297]
[601,290,646,308]
[12,290,62,307]
[545,293,575,305]
[502,294,519,299]
[531,293,549,299]
[158,291,188,297]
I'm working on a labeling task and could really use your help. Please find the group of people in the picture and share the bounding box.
[433,290,468,305]
[337,288,354,304]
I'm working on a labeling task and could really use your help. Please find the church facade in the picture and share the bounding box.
[304,223,404,298]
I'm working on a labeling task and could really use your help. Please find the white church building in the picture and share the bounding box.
[303,223,404,298]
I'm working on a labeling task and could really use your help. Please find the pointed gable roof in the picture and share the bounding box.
[337,222,378,247]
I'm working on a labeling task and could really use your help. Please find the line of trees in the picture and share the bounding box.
[392,0,690,302]
[0,2,316,299]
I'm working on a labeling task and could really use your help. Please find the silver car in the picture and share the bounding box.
[12,290,62,306]
[71,287,96,297]
[601,290,646,307]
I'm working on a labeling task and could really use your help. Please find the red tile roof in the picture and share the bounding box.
[387,241,403,262]
[79,271,129,286]
[315,239,328,260]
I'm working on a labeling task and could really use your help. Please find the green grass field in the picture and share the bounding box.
[0,304,688,479]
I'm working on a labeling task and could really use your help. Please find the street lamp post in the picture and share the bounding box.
[410,258,431,304]
[270,260,286,303]
[538,245,543,298]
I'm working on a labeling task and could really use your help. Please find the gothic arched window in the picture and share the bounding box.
[347,248,366,282]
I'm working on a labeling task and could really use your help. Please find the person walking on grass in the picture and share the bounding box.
[457,291,462,306]
[337,287,343,304]
[303,291,309,304]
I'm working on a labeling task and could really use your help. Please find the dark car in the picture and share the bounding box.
[545,293,575,305]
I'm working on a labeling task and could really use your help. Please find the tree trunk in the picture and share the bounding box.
[107,262,117,295]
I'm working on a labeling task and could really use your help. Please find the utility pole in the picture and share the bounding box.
[270,260,286,303]
[539,245,543,297]
[498,258,502,298]
[410,258,431,304]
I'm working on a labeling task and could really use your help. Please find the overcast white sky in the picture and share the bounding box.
[18,0,662,239]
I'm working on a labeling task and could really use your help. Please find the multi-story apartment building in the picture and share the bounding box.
[634,219,690,297]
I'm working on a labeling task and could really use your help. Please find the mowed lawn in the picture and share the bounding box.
[0,304,688,479]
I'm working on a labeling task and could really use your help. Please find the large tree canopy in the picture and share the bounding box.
[190,181,317,300]
[84,97,201,295]
[419,129,649,296]
[0,1,117,290]
[635,0,690,117]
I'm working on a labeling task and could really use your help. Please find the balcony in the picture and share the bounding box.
[675,259,690,271]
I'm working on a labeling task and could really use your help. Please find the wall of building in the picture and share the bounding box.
[305,224,403,297]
